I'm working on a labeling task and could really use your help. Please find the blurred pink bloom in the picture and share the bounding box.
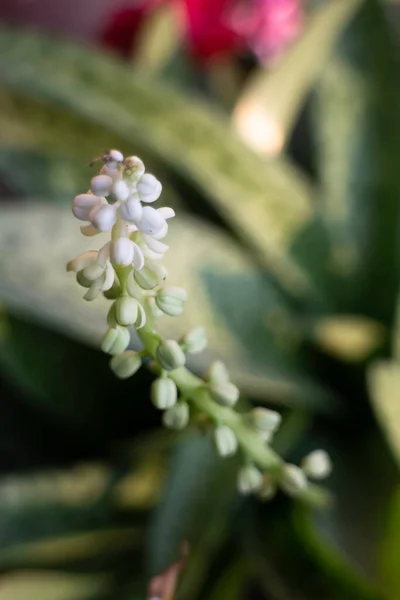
[229,0,303,62]
[101,0,303,63]
[182,0,242,61]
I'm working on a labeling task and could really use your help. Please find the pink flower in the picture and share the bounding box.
[182,0,242,61]
[230,0,303,62]
[101,0,302,63]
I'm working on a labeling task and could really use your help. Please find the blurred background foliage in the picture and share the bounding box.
[0,0,400,598]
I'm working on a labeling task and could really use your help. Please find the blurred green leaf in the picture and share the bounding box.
[313,0,400,324]
[0,25,316,296]
[202,268,340,411]
[368,360,400,471]
[133,3,183,73]
[381,487,400,599]
[243,501,384,600]
[233,0,362,155]
[0,528,140,570]
[146,432,238,579]
[0,571,104,600]
[207,556,246,600]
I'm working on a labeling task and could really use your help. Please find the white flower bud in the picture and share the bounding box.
[107,302,118,327]
[91,175,113,196]
[214,425,237,458]
[90,203,117,232]
[104,149,124,167]
[72,194,104,221]
[301,450,332,480]
[237,465,263,495]
[280,464,307,496]
[66,250,97,273]
[134,267,158,290]
[156,339,186,371]
[100,164,121,180]
[137,206,165,235]
[143,235,169,254]
[205,361,229,383]
[180,326,207,354]
[120,196,143,223]
[111,179,130,202]
[101,326,130,355]
[107,150,124,163]
[82,261,104,282]
[110,237,134,267]
[158,207,175,220]
[115,297,139,326]
[155,286,187,317]
[251,408,282,434]
[137,173,162,203]
[110,351,142,379]
[163,401,190,430]
[124,156,145,180]
[101,261,115,292]
[147,260,168,282]
[209,381,239,407]
[151,377,177,409]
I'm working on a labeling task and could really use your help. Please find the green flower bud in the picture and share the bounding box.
[251,408,282,434]
[205,361,229,383]
[209,381,239,407]
[163,401,190,430]
[76,270,92,288]
[156,339,186,371]
[101,327,130,355]
[110,351,141,379]
[103,277,121,300]
[180,326,207,354]
[115,297,138,326]
[151,376,177,409]
[280,464,307,496]
[237,464,263,495]
[107,302,118,327]
[134,267,158,290]
[258,478,277,501]
[155,286,187,317]
[301,450,332,480]
[83,277,104,301]
[214,425,237,458]
[82,261,104,282]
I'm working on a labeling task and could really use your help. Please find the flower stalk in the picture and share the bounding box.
[67,149,331,504]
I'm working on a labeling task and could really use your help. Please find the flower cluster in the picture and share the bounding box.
[67,149,331,502]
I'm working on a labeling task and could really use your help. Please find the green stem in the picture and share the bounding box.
[135,299,329,506]
[137,317,283,473]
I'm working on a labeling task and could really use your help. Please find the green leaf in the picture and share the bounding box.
[313,0,400,324]
[0,572,105,600]
[233,0,363,155]
[244,501,384,600]
[0,25,315,296]
[381,487,400,599]
[202,268,340,411]
[146,432,238,578]
[368,360,400,471]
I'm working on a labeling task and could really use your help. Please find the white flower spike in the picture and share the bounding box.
[67,149,331,504]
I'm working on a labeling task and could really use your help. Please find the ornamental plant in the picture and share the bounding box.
[67,149,331,501]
